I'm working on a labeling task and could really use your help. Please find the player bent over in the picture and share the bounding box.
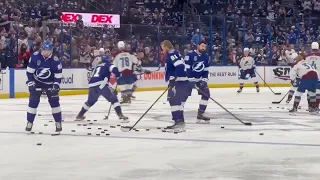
[289,55,318,115]
[162,40,189,132]
[305,42,320,110]
[237,48,259,93]
[184,41,210,123]
[76,56,128,122]
[25,40,63,132]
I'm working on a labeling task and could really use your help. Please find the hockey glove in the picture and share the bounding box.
[27,81,36,92]
[51,83,60,94]
[197,80,208,89]
[291,80,297,87]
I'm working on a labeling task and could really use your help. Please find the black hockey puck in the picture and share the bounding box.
[239,108,242,110]
[259,133,264,135]
[96,134,100,136]
[31,132,35,134]
[110,126,116,128]
[101,131,105,133]
[135,129,139,132]
[281,107,284,109]
[98,128,102,130]
[39,132,43,134]
[104,129,108,131]
[221,126,225,129]
[83,124,87,126]
[94,120,97,122]
[87,120,91,122]
[77,124,81,126]
[51,134,59,136]
[38,114,42,116]
[162,130,166,132]
[174,132,178,134]
[87,133,92,135]
[89,123,93,125]
[298,106,301,109]
[269,107,272,109]
[277,107,279,108]
[105,134,110,136]
[163,102,166,104]
[157,127,161,129]
[132,128,136,130]
[71,130,76,132]
[37,143,42,146]
[146,129,150,131]
[49,121,53,122]
[44,124,48,126]
[87,127,91,130]
[117,125,121,127]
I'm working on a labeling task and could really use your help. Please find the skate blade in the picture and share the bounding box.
[120,119,130,123]
[165,128,186,133]
[196,120,210,124]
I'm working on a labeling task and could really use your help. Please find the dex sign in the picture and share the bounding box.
[61,12,120,28]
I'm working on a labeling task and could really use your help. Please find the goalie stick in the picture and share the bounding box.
[272,90,290,104]
[121,87,168,132]
[195,86,252,126]
[255,71,282,95]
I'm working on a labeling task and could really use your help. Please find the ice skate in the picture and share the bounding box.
[309,108,318,115]
[237,87,243,93]
[55,122,62,133]
[25,122,33,132]
[256,86,260,92]
[75,114,86,121]
[120,95,131,104]
[196,111,210,124]
[118,113,129,123]
[165,121,186,132]
[289,108,298,116]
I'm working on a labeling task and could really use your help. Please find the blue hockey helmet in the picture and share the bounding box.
[101,56,109,63]
[41,40,53,58]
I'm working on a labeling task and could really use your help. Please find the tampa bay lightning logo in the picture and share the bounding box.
[35,67,51,79]
[192,62,205,72]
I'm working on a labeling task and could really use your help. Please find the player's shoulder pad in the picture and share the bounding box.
[53,56,60,61]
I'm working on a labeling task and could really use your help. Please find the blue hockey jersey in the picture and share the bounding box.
[165,50,188,82]
[184,50,209,81]
[89,61,120,88]
[26,51,62,88]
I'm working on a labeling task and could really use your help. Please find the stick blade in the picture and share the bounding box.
[275,93,282,95]
[272,102,281,104]
[120,126,132,132]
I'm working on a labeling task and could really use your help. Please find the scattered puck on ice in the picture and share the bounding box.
[96,134,100,136]
[87,127,91,130]
[71,130,76,132]
[94,120,97,122]
[259,133,264,135]
[98,128,102,130]
[146,129,150,131]
[101,131,105,133]
[174,132,178,134]
[162,130,166,132]
[135,129,139,132]
[221,126,225,129]
[277,107,279,108]
[38,114,42,116]
[83,124,87,126]
[44,124,48,126]
[282,107,284,109]
[298,106,301,109]
[77,124,81,126]
[49,121,53,122]
[51,134,59,136]
[132,128,136,130]
[110,126,116,128]
[105,134,110,136]
[157,127,161,129]
[31,132,35,134]
[87,133,92,135]
[37,143,42,146]
[87,120,91,122]
[104,129,108,131]
[239,108,242,110]
[89,123,93,125]
[39,132,43,134]
[117,125,121,127]
[269,107,272,109]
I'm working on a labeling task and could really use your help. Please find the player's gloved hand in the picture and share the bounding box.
[51,83,60,94]
[144,70,152,74]
[197,80,208,89]
[27,81,36,92]
[291,80,297,87]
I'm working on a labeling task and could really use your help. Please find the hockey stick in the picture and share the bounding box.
[255,71,282,95]
[104,85,118,120]
[272,90,290,104]
[195,86,252,126]
[121,87,169,132]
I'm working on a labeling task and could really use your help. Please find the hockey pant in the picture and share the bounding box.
[167,81,188,122]
[27,89,62,123]
[239,69,259,87]
[294,73,318,109]
[79,86,122,116]
[117,75,136,97]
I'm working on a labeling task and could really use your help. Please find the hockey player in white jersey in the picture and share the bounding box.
[237,48,259,93]
[113,41,140,104]
[289,55,318,115]
[305,42,320,109]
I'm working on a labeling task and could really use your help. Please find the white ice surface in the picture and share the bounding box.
[1,87,320,180]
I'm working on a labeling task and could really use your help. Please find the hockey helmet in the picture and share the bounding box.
[117,41,125,49]
[311,42,319,50]
[41,40,53,57]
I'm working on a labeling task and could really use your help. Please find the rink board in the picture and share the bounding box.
[0,66,291,99]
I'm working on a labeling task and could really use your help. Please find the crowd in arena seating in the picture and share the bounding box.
[0,0,319,68]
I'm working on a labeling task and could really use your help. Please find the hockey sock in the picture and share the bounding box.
[48,99,62,122]
[199,89,209,112]
[316,89,320,108]
[293,92,303,109]
[79,102,91,116]
[287,90,295,102]
[307,91,317,108]
[27,105,38,123]
[307,94,311,108]
[254,81,259,87]
[112,102,122,115]
[169,101,184,121]
[132,85,137,92]
[239,83,244,89]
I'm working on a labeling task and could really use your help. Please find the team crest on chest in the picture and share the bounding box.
[37,60,41,66]
[194,56,198,61]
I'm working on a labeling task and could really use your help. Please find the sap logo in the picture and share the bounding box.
[61,74,74,84]
[36,68,51,79]
[91,15,113,24]
[61,13,79,23]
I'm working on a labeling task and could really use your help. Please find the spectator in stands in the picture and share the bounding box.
[17,43,30,68]
[191,29,204,46]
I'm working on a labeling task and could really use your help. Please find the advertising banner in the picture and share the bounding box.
[265,66,291,84]
[61,12,120,28]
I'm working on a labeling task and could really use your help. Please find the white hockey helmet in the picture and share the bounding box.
[311,42,319,50]
[117,41,125,49]
[99,48,105,52]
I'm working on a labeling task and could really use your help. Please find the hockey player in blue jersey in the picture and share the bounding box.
[25,40,63,132]
[75,56,129,122]
[161,40,189,132]
[184,41,210,123]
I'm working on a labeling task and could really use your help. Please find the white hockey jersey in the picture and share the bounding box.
[290,60,318,80]
[305,52,320,77]
[239,56,255,70]
[113,51,138,73]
